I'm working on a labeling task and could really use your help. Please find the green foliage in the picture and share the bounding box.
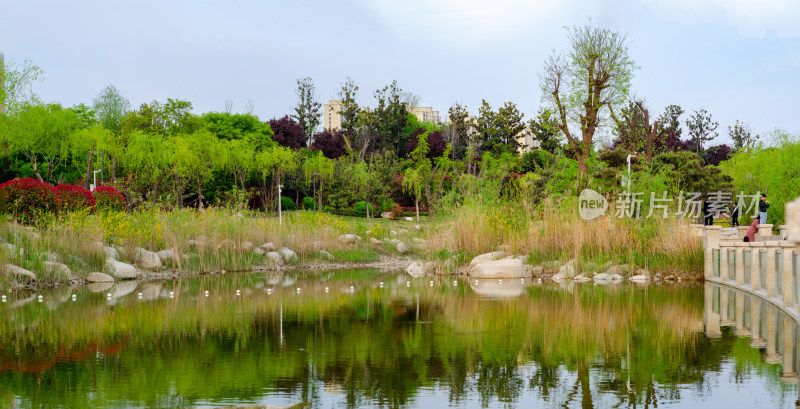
[291,76,321,144]
[280,196,296,211]
[473,99,525,156]
[353,200,373,216]
[301,196,317,210]
[650,151,731,194]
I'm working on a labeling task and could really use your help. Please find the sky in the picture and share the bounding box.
[2,0,799,146]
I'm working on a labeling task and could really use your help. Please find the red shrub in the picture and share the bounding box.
[55,184,96,212]
[0,178,60,224]
[92,186,126,211]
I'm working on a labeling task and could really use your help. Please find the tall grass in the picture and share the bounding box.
[425,200,703,276]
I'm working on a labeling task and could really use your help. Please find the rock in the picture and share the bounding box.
[604,264,628,276]
[406,261,426,277]
[266,251,285,266]
[470,259,528,278]
[253,247,265,255]
[87,282,113,293]
[104,260,138,279]
[635,268,650,276]
[140,282,161,300]
[369,237,382,245]
[240,241,254,252]
[609,273,625,282]
[516,255,530,264]
[556,260,576,278]
[414,224,421,230]
[404,217,414,221]
[156,250,175,263]
[396,242,409,254]
[593,273,611,282]
[3,264,36,282]
[318,250,334,260]
[390,230,398,237]
[42,251,61,262]
[103,246,118,260]
[338,234,362,244]
[261,242,277,252]
[44,261,72,278]
[574,273,592,282]
[528,266,544,275]
[86,272,114,283]
[469,251,508,268]
[381,211,396,220]
[278,247,297,262]
[629,274,650,283]
[134,248,162,270]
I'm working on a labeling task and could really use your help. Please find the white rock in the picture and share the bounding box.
[390,230,398,237]
[156,250,175,263]
[134,247,162,270]
[396,242,409,254]
[470,259,528,278]
[593,273,611,282]
[381,212,395,219]
[86,272,114,283]
[574,273,592,282]
[404,217,414,221]
[3,264,36,282]
[266,251,285,266]
[338,234,362,244]
[104,260,138,279]
[103,246,118,260]
[369,237,382,245]
[557,260,576,278]
[261,242,277,251]
[469,251,507,268]
[629,274,650,282]
[44,261,72,279]
[278,247,297,262]
[318,250,334,260]
[406,261,426,277]
[610,273,625,281]
[253,247,265,255]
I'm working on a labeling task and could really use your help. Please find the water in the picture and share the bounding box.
[0,270,797,408]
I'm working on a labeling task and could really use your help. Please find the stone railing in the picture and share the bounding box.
[704,282,798,385]
[701,197,800,322]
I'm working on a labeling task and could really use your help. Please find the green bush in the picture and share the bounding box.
[301,197,317,210]
[280,196,296,211]
[353,201,373,216]
[322,205,334,213]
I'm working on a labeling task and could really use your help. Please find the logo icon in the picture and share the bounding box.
[579,189,607,221]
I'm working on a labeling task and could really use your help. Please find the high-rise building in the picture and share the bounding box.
[409,106,441,124]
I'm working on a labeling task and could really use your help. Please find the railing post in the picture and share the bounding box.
[720,288,733,326]
[751,242,765,292]
[781,241,795,308]
[735,243,747,286]
[720,244,731,282]
[758,224,774,238]
[704,226,721,280]
[704,283,722,338]
[779,225,788,239]
[735,291,749,337]
[766,242,780,299]
[750,298,765,348]
[765,308,781,364]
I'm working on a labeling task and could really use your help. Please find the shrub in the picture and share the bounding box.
[0,177,60,224]
[280,196,296,211]
[301,196,317,210]
[55,184,95,212]
[322,205,335,213]
[353,201,373,216]
[93,186,126,211]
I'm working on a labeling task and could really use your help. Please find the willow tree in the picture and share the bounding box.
[303,151,334,211]
[255,145,297,213]
[540,24,636,176]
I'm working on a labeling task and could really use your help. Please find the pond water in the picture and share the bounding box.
[0,270,797,408]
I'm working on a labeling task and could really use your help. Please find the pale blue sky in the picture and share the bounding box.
[3,0,799,145]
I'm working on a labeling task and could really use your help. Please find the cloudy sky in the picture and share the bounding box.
[3,0,799,144]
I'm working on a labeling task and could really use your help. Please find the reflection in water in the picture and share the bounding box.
[0,271,797,408]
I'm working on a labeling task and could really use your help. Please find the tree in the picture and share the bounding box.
[609,100,660,162]
[704,144,731,166]
[447,102,470,160]
[728,120,758,150]
[202,112,273,148]
[0,56,44,115]
[528,109,562,154]
[540,25,636,176]
[187,129,222,209]
[125,130,171,203]
[405,129,446,160]
[685,109,718,154]
[303,152,334,211]
[269,116,307,149]
[291,76,321,146]
[473,100,525,156]
[657,105,684,138]
[9,103,78,183]
[311,129,348,159]
[255,146,297,213]
[93,85,131,133]
[403,132,432,222]
[371,80,409,153]
[337,77,360,135]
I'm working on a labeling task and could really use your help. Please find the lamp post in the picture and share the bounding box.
[91,170,101,191]
[626,152,637,196]
[90,150,104,185]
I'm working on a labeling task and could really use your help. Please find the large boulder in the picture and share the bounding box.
[104,260,138,279]
[338,234,362,244]
[86,272,114,283]
[629,274,650,283]
[261,242,277,252]
[43,261,72,279]
[552,260,576,280]
[396,242,409,254]
[266,251,285,266]
[369,237,382,245]
[3,264,36,282]
[278,247,297,262]
[405,261,426,278]
[468,251,507,268]
[470,258,528,278]
[103,246,118,260]
[134,247,162,270]
[253,247,265,255]
[156,249,175,264]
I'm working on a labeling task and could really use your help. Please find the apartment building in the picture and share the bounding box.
[323,100,442,130]
[409,106,441,124]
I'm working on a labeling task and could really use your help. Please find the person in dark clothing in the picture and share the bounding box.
[703,195,714,226]
[758,194,769,224]
[730,201,739,227]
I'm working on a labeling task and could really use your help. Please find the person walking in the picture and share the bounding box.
[730,201,739,227]
[758,193,769,224]
[703,195,714,226]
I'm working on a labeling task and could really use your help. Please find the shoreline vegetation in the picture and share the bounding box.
[1,200,703,290]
